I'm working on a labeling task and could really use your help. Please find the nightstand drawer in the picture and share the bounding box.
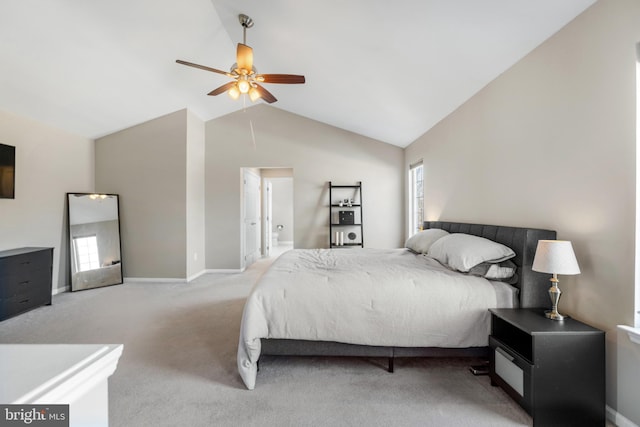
[489,336,533,415]
[495,347,524,396]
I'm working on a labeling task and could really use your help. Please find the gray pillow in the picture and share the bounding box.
[468,260,518,283]
[427,233,515,272]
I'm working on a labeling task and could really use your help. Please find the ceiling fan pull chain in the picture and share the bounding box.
[249,119,257,150]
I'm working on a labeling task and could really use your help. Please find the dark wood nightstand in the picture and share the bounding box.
[489,308,605,426]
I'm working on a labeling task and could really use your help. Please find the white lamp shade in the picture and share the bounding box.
[532,240,581,275]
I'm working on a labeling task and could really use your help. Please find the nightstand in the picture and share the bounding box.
[488,308,605,426]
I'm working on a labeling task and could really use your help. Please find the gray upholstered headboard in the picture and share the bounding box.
[423,221,556,308]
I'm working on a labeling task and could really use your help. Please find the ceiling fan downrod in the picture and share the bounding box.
[239,14,254,45]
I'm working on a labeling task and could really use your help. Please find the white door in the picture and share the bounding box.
[243,169,261,268]
[263,180,273,257]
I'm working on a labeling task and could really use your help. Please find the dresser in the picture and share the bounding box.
[0,247,53,321]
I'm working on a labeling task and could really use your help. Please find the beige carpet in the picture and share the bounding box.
[0,253,535,427]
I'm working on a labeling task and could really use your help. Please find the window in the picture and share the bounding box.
[408,161,424,237]
[73,235,100,272]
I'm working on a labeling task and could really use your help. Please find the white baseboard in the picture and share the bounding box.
[186,269,207,282]
[124,277,187,283]
[204,268,245,274]
[100,270,244,284]
[124,270,245,282]
[607,405,639,427]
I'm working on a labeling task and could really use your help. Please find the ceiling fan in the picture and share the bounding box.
[176,14,305,104]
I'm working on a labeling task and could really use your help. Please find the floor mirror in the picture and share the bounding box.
[67,193,123,291]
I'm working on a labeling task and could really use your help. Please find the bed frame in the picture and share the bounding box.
[260,221,556,371]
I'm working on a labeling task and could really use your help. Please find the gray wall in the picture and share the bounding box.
[404,0,640,422]
[186,110,206,279]
[205,105,404,270]
[95,109,195,279]
[0,108,94,293]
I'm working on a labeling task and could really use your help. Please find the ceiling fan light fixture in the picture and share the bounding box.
[228,84,240,100]
[248,86,261,102]
[237,78,251,94]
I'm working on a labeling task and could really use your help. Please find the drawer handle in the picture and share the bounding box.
[20,261,31,265]
[496,347,515,362]
[18,299,30,304]
[19,280,31,285]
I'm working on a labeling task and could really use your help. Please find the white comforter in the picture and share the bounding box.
[237,248,515,389]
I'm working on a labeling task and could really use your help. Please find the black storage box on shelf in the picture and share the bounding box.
[339,211,354,225]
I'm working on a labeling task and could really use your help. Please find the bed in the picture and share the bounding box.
[237,221,556,390]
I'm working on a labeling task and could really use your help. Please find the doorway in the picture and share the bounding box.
[241,167,293,263]
[263,174,294,258]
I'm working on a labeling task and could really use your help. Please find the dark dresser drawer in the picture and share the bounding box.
[1,267,52,298]
[0,247,53,321]
[0,249,52,277]
[0,288,51,319]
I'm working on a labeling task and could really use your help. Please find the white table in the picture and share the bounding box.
[0,344,123,427]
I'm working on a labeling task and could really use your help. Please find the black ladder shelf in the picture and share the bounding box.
[329,181,363,248]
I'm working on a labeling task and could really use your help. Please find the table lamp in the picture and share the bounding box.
[532,240,581,320]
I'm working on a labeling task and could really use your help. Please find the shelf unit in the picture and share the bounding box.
[329,181,363,248]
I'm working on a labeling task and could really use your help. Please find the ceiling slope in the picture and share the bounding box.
[0,0,595,146]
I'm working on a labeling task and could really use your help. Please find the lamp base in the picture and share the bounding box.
[545,276,566,321]
[545,309,566,321]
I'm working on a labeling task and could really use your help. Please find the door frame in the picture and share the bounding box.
[262,179,273,258]
[241,168,261,270]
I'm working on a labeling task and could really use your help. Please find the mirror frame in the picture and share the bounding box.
[67,193,123,291]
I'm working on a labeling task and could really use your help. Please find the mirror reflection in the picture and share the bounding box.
[68,193,123,291]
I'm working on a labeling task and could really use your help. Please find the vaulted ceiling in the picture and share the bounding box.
[0,0,595,147]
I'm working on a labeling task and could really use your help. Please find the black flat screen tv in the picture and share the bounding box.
[0,143,15,199]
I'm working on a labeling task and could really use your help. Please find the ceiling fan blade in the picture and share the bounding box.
[176,59,231,77]
[236,43,253,72]
[256,74,306,84]
[207,81,237,96]
[253,84,277,104]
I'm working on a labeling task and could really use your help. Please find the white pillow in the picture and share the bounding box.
[427,233,515,272]
[404,229,449,254]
